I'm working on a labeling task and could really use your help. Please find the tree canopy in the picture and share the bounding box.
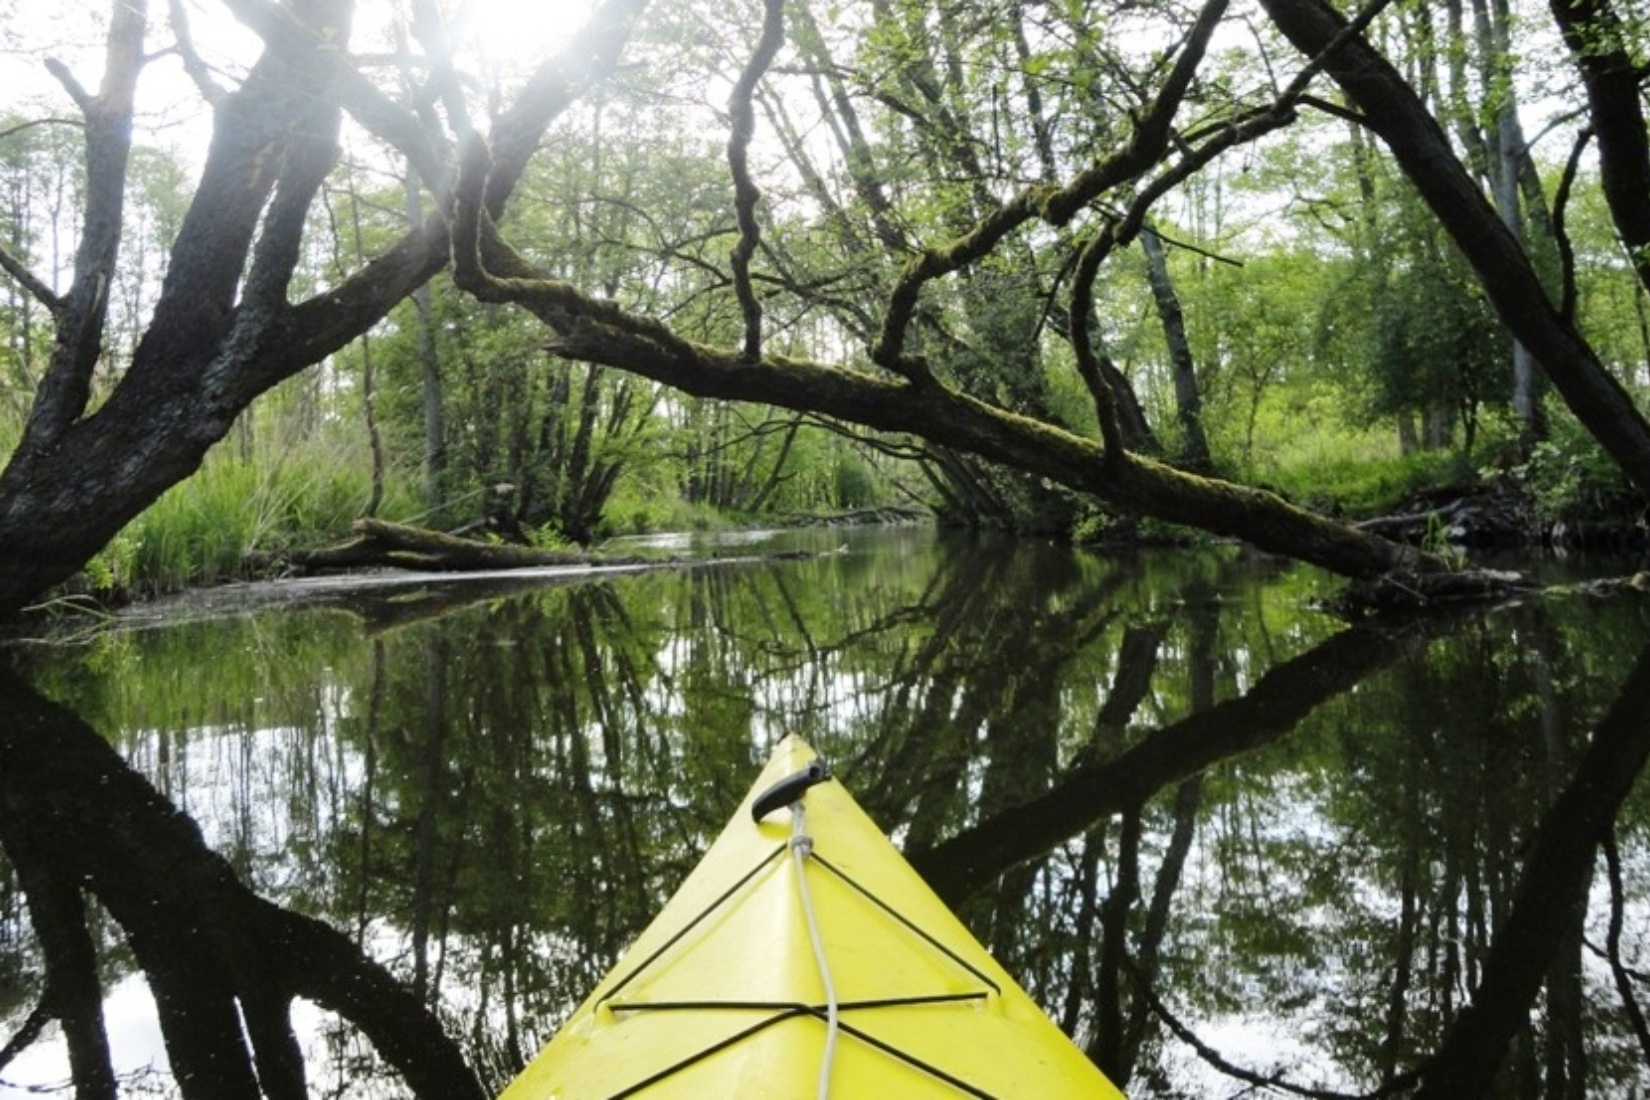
[1,0,1648,617]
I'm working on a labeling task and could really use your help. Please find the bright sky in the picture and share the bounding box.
[447,0,600,75]
[0,0,604,139]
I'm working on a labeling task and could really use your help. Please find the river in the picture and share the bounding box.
[2,527,1648,1097]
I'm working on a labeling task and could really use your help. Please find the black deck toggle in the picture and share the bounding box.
[750,759,832,822]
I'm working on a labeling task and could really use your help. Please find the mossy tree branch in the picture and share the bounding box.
[452,134,1461,589]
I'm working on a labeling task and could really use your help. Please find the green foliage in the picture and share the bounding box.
[5,0,1650,594]
[1420,510,1470,570]
[1508,419,1639,528]
[1242,427,1476,518]
[1069,504,1205,548]
[832,453,880,510]
[1367,260,1509,429]
[525,524,572,551]
[599,483,728,538]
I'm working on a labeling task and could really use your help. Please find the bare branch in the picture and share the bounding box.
[1111,102,1300,251]
[220,0,451,193]
[1149,227,1245,269]
[870,0,1232,375]
[1554,127,1594,322]
[0,1002,53,1078]
[1069,221,1127,459]
[0,116,83,143]
[482,0,651,216]
[42,58,95,114]
[790,1,907,252]
[0,239,64,313]
[408,0,475,144]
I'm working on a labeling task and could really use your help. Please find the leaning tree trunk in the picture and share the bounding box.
[0,0,648,621]
[454,168,1445,585]
[458,0,1484,597]
[445,0,1535,601]
[1257,0,1650,496]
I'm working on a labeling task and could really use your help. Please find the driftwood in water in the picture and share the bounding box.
[1354,483,1533,548]
[775,505,929,527]
[282,519,635,574]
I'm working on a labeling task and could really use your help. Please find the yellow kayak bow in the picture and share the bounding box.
[500,735,1125,1098]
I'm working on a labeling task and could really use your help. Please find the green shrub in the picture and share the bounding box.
[832,455,879,509]
[597,484,729,539]
[1509,426,1636,528]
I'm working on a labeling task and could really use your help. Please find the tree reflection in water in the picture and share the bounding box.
[0,664,486,1099]
[0,531,1647,1097]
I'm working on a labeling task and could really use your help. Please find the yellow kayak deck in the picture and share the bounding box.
[500,735,1125,1098]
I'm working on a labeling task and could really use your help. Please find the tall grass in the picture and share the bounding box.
[1237,425,1477,518]
[89,434,419,600]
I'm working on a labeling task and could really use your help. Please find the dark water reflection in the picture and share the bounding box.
[2,528,1649,1097]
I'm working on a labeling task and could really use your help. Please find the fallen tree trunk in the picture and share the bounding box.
[450,141,1474,592]
[281,518,633,574]
[775,506,931,527]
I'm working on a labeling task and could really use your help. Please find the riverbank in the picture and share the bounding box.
[4,522,926,644]
[12,480,1646,643]
[1354,477,1649,551]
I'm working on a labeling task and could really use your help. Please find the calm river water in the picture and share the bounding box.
[2,527,1649,1097]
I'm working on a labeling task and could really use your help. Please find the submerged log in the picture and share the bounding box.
[1332,567,1543,617]
[281,519,633,574]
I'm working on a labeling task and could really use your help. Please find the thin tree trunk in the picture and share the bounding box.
[748,416,802,511]
[406,175,445,509]
[1140,225,1211,470]
[1471,0,1548,450]
[345,183,387,517]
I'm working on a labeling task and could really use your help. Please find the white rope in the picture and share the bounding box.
[791,804,839,1100]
